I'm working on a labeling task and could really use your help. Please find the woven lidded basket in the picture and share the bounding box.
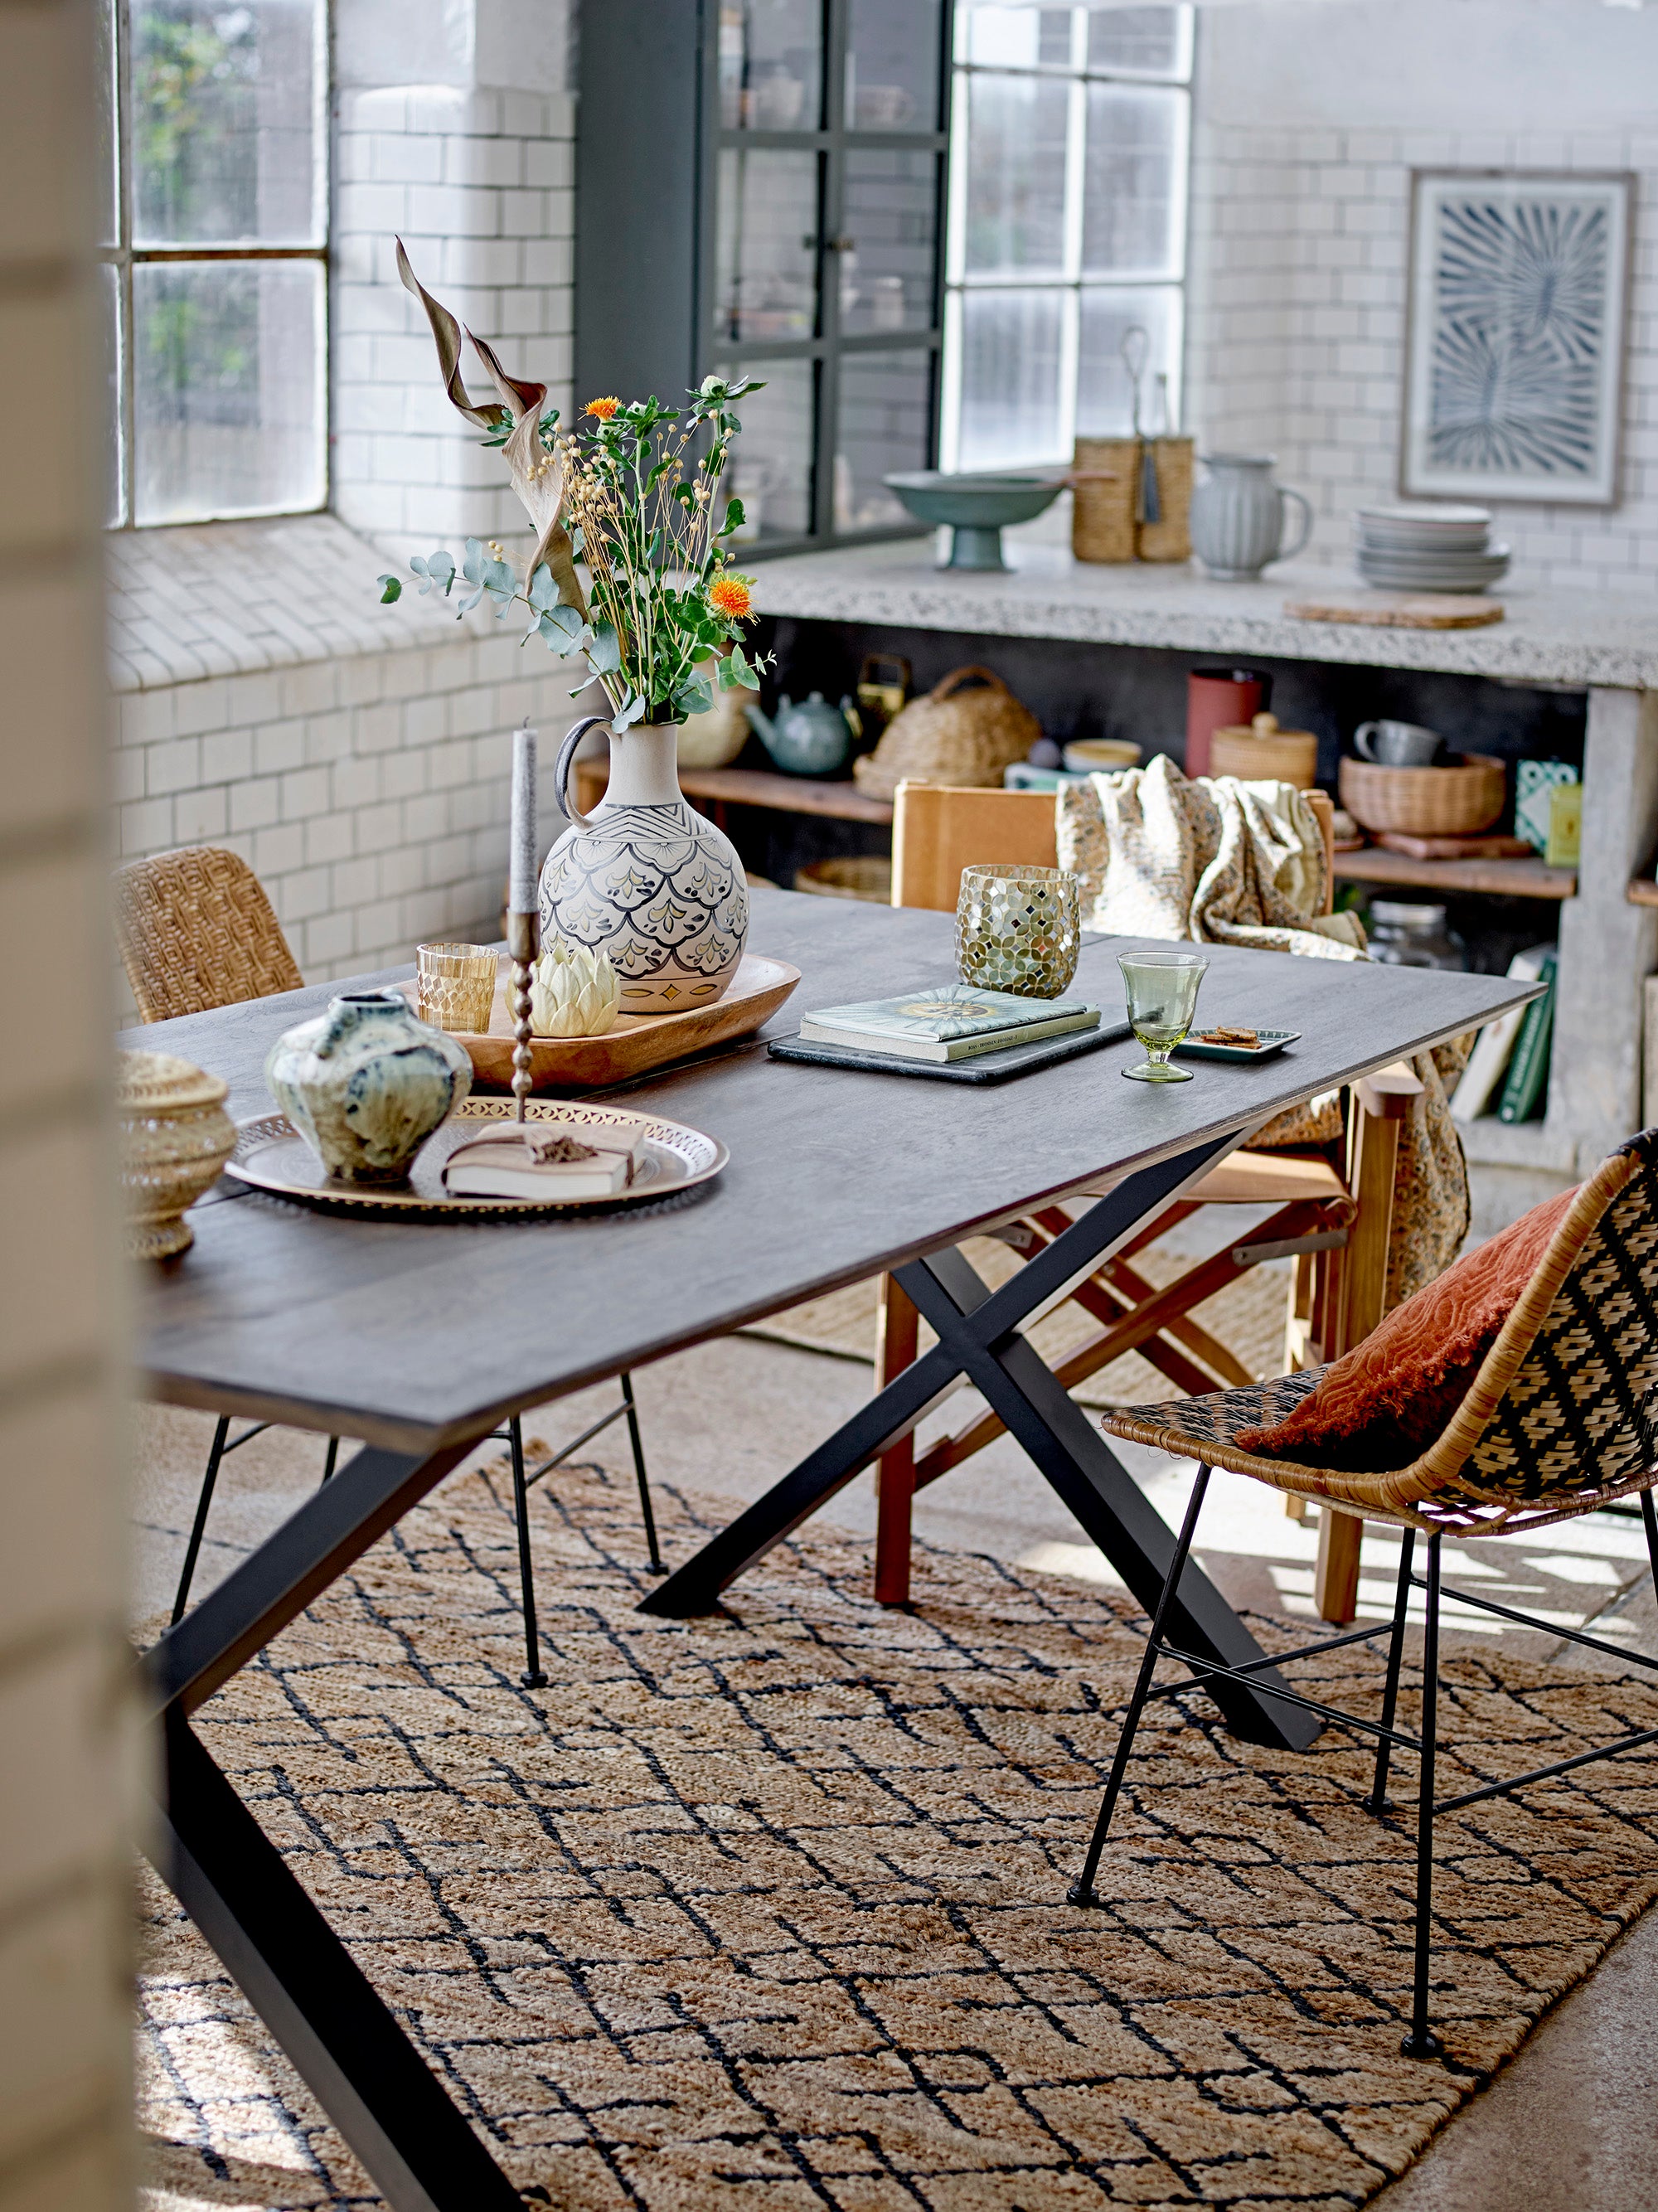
[852,666,1041,800]
[1338,752,1505,836]
[1209,713,1319,789]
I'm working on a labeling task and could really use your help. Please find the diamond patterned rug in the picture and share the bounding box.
[138,1459,1658,2210]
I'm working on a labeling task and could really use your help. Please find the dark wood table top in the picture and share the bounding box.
[125,887,1533,1451]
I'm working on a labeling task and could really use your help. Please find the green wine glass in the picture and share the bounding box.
[1118,949,1209,1082]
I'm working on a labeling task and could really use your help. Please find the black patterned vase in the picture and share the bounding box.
[540,723,750,1016]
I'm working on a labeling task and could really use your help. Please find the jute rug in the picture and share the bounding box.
[138,1460,1658,2210]
[741,1239,1293,1407]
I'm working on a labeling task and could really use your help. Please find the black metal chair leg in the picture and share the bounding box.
[320,1435,340,1486]
[1070,1463,1213,1907]
[1401,1531,1445,2060]
[507,1416,548,1688]
[172,1414,233,1626]
[1368,1527,1417,1813]
[620,1372,663,1573]
[1641,1489,1658,1593]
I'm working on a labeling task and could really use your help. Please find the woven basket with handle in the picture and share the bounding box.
[852,667,1041,800]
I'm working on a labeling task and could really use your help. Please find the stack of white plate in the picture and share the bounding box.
[1353,504,1509,594]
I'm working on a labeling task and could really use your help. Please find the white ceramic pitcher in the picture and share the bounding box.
[1190,454,1313,580]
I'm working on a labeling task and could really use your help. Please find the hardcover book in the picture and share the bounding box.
[798,982,1098,1065]
[1450,943,1554,1123]
[1497,948,1558,1124]
[443,1118,648,1201]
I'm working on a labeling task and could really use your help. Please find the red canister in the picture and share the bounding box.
[1187,666,1272,779]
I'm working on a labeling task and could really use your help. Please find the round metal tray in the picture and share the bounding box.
[225,1098,729,1221]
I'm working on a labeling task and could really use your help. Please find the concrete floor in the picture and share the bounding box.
[134,1327,1658,2211]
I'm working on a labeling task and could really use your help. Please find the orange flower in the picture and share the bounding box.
[583,395,620,420]
[708,574,753,619]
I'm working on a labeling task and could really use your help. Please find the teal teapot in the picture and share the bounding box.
[745,691,859,778]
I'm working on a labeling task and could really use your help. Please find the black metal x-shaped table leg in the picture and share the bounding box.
[642,1136,1317,1752]
[142,1438,526,2212]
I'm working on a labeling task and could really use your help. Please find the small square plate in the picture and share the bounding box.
[1174,1027,1301,1063]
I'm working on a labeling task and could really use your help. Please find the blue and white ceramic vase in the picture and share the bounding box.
[541,719,749,1016]
[265,988,472,1184]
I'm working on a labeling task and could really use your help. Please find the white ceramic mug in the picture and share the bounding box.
[1354,719,1444,768]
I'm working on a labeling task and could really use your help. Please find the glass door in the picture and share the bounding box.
[707,0,952,551]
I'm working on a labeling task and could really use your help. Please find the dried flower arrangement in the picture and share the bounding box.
[376,241,771,730]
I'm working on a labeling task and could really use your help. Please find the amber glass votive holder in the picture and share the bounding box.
[417,942,497,1033]
[955,864,1082,998]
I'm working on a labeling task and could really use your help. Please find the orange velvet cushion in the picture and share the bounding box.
[1238,1182,1578,1462]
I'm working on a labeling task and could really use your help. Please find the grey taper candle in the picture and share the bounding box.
[509,724,538,914]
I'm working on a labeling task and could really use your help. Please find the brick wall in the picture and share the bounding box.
[1185,1,1658,591]
[0,1,133,2205]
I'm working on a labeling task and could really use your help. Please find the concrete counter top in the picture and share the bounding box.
[749,535,1658,691]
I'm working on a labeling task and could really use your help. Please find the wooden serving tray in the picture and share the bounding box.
[401,951,800,1091]
[1283,592,1505,630]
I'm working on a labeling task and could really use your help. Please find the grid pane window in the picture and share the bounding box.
[715,149,822,342]
[943,3,1190,472]
[724,361,817,542]
[709,0,948,549]
[99,0,328,527]
[836,349,934,526]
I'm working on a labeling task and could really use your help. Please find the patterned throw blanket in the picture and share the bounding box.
[1057,755,1470,1303]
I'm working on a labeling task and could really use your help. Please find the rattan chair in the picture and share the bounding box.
[1069,1128,1658,2059]
[116,845,663,1674]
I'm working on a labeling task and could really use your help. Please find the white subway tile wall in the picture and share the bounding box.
[1186,120,1658,589]
[111,521,599,996]
[332,85,576,544]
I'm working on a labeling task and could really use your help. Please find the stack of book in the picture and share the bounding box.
[797,982,1100,1065]
[1449,943,1558,1126]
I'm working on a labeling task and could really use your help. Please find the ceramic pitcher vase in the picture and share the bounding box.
[541,718,749,1016]
[1189,454,1313,580]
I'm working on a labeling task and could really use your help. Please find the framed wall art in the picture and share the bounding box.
[1402,170,1631,507]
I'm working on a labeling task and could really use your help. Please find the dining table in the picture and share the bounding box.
[129,883,1535,2211]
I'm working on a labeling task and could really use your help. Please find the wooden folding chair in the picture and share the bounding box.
[873,781,1418,1623]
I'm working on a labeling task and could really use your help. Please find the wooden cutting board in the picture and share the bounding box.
[400,951,801,1091]
[1283,593,1505,630]
[1374,830,1534,861]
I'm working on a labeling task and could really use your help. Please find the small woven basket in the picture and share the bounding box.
[1136,438,1194,563]
[793,856,893,904]
[1071,437,1137,563]
[1339,752,1505,836]
[852,667,1040,800]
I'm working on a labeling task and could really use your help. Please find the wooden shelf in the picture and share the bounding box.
[1626,876,1658,909]
[1332,847,1576,900]
[573,757,894,827]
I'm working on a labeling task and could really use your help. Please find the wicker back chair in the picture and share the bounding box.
[115,843,303,1023]
[1071,1128,1658,2062]
[115,846,665,1661]
[1108,1128,1658,1535]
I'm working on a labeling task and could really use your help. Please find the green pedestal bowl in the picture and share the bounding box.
[883,470,1067,571]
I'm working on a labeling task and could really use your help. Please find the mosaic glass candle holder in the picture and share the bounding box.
[955,864,1082,998]
[416,942,498,1033]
